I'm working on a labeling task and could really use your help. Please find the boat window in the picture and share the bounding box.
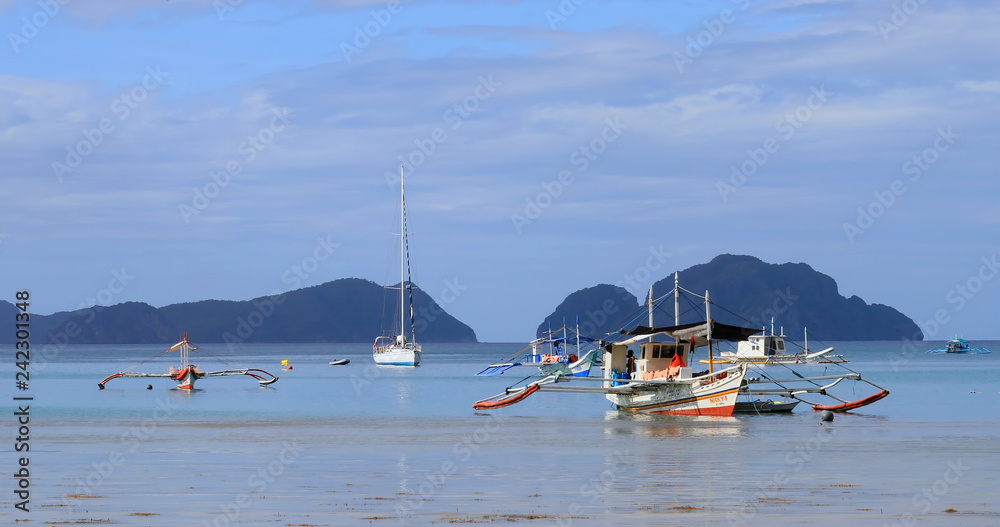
[652,345,660,359]
[662,346,675,359]
[776,340,784,351]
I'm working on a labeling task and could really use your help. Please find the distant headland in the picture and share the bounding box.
[537,254,922,341]
[0,278,477,346]
[3,254,921,346]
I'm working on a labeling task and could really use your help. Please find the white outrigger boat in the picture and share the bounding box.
[373,165,421,366]
[477,320,600,378]
[474,280,751,416]
[98,333,278,390]
[702,322,846,365]
[473,274,889,415]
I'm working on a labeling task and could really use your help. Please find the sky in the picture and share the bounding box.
[1,0,998,343]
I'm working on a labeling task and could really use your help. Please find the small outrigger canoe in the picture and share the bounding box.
[98,333,278,390]
[926,338,991,354]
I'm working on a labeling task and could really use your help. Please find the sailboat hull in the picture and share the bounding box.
[374,346,421,366]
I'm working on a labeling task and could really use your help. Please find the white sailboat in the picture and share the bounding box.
[373,165,422,366]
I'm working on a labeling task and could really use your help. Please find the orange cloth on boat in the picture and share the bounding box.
[640,368,678,381]
[669,352,686,368]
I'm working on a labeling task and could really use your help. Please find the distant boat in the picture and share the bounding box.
[329,358,351,366]
[926,338,991,354]
[98,333,278,390]
[701,322,846,365]
[373,165,421,367]
[477,320,599,378]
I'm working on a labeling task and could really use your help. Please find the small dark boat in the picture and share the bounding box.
[734,399,799,413]
[328,358,351,366]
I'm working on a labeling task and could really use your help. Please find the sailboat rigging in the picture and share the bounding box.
[373,165,422,366]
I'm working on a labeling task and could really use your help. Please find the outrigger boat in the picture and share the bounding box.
[473,274,889,415]
[98,333,278,390]
[477,320,600,378]
[474,280,750,416]
[701,322,846,365]
[926,338,991,354]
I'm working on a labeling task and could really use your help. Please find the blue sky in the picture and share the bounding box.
[2,0,998,342]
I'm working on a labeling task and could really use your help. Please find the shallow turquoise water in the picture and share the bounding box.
[2,341,998,525]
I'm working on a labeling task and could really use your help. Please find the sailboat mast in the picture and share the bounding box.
[400,164,406,341]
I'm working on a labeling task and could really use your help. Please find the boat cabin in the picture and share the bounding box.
[734,333,786,359]
[604,340,692,382]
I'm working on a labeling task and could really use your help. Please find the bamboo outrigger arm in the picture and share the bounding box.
[98,371,172,388]
[200,368,279,385]
[98,368,278,389]
[743,374,889,412]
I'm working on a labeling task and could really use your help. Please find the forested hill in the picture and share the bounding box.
[1,278,477,345]
[538,254,921,341]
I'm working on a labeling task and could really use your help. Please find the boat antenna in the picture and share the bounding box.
[562,316,567,359]
[706,290,713,374]
[548,320,553,355]
[673,272,680,325]
[673,272,680,346]
[576,315,580,351]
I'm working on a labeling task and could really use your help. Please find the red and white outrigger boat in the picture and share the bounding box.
[98,333,278,390]
[473,274,889,415]
[474,281,752,416]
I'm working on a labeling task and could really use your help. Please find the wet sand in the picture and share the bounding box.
[10,413,998,526]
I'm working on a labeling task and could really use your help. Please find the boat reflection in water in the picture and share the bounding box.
[601,412,748,439]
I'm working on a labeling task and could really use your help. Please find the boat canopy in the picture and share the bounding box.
[617,321,758,346]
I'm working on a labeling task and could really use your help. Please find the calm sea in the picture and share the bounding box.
[2,341,998,526]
